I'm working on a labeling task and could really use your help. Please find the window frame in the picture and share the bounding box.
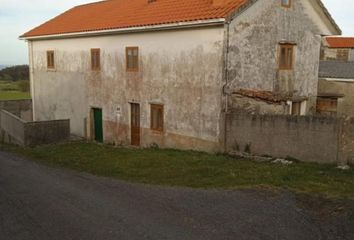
[281,0,291,8]
[126,47,139,72]
[91,48,101,71]
[279,44,294,70]
[150,104,164,132]
[47,50,55,69]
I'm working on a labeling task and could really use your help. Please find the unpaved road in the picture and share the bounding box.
[0,151,353,240]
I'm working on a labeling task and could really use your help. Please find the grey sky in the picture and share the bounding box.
[0,0,352,65]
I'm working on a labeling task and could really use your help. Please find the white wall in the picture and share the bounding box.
[30,26,225,150]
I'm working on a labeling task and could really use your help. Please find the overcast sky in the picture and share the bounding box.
[0,0,352,65]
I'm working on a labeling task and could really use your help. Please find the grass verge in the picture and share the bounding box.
[0,91,31,100]
[1,142,354,199]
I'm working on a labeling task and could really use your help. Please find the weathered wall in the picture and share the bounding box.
[0,99,32,122]
[322,47,354,61]
[226,0,323,113]
[225,112,340,164]
[30,27,225,151]
[318,78,354,118]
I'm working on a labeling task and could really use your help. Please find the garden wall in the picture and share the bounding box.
[225,112,349,164]
[0,110,70,147]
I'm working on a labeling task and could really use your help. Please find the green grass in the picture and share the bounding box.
[0,81,31,100]
[0,91,31,100]
[1,142,354,199]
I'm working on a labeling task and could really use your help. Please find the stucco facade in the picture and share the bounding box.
[29,27,225,151]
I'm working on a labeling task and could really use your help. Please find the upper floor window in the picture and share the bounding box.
[91,48,101,70]
[279,44,294,70]
[281,0,291,8]
[47,51,55,69]
[126,47,139,72]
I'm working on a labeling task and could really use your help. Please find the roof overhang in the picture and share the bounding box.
[19,18,225,41]
[322,78,354,82]
[312,0,341,35]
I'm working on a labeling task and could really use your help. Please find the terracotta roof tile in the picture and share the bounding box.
[234,89,291,103]
[326,37,354,48]
[21,0,248,38]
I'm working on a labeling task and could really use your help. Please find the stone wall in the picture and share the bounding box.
[225,112,341,164]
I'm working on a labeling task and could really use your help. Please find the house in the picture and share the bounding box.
[321,37,354,61]
[20,0,340,152]
[317,61,354,117]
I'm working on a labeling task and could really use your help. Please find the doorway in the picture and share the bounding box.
[92,108,103,143]
[130,103,140,146]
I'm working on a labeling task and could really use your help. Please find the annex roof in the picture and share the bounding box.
[326,37,354,48]
[319,61,354,79]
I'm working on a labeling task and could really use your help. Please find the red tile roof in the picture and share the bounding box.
[326,37,354,48]
[21,0,248,38]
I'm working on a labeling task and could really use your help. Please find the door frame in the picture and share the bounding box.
[130,103,141,146]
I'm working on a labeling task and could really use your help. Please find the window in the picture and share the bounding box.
[47,51,55,69]
[316,97,338,116]
[279,44,294,70]
[126,47,139,72]
[281,0,291,7]
[91,49,101,70]
[150,104,164,132]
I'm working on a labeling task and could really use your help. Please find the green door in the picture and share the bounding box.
[93,108,103,142]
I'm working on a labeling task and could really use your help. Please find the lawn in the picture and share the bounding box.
[2,142,354,199]
[0,91,31,100]
[0,81,31,100]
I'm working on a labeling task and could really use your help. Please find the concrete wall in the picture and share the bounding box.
[0,110,26,145]
[0,99,32,122]
[30,27,225,151]
[318,78,354,118]
[0,110,70,147]
[226,0,323,114]
[225,112,340,163]
[25,120,70,147]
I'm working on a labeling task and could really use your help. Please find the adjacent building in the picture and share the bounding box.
[321,37,354,61]
[317,61,354,117]
[21,0,340,152]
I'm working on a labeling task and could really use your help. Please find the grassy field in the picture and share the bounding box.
[0,81,31,100]
[1,142,354,199]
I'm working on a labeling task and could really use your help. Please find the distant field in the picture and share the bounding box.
[0,80,31,100]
